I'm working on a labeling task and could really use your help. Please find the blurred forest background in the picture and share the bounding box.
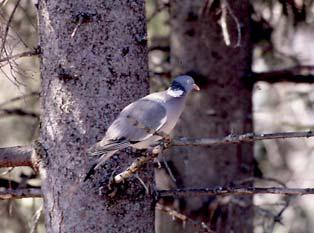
[1,0,314,232]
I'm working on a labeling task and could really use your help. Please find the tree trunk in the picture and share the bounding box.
[156,1,253,232]
[38,1,153,232]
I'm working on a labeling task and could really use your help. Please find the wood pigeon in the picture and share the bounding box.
[84,75,200,180]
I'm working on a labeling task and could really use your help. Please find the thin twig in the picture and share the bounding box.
[0,0,9,8]
[224,1,241,47]
[71,16,83,38]
[201,0,212,17]
[218,0,241,47]
[162,156,176,182]
[30,204,43,233]
[134,173,149,194]
[0,131,313,171]
[0,108,39,118]
[147,4,168,23]
[0,0,22,58]
[253,66,314,83]
[0,8,29,49]
[0,91,40,108]
[158,186,314,197]
[0,167,14,176]
[268,196,290,231]
[171,131,314,147]
[111,131,314,183]
[114,156,153,183]
[0,177,39,189]
[0,49,40,65]
[219,0,230,46]
[156,203,215,233]
[1,47,22,86]
[113,145,163,183]
[0,188,42,200]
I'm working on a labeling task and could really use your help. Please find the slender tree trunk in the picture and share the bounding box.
[38,1,153,232]
[156,1,253,232]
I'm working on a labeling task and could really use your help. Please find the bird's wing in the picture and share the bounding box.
[85,94,168,181]
[106,97,167,143]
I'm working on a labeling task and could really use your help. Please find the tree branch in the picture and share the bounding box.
[113,145,164,183]
[147,4,168,22]
[0,188,42,200]
[2,131,314,199]
[0,145,33,168]
[0,108,39,118]
[253,66,314,83]
[0,177,38,189]
[4,186,314,200]
[157,186,314,197]
[0,49,40,64]
[0,0,22,58]
[156,203,214,233]
[171,131,314,147]
[1,131,314,172]
[112,131,314,184]
[0,91,39,108]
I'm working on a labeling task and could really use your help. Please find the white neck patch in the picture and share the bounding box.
[167,88,184,97]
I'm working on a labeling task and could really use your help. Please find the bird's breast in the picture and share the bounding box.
[159,97,186,134]
[131,95,186,149]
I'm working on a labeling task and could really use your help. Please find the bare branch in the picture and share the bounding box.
[30,204,43,233]
[112,131,314,183]
[1,131,314,179]
[224,1,241,47]
[0,7,29,49]
[0,49,40,65]
[114,156,153,183]
[158,186,314,197]
[71,15,83,38]
[147,0,169,23]
[0,167,14,176]
[156,203,215,233]
[219,0,231,46]
[0,91,39,108]
[0,145,33,168]
[171,131,314,147]
[162,156,176,182]
[253,66,314,83]
[0,177,38,189]
[113,145,164,183]
[0,188,42,200]
[0,0,22,58]
[0,108,39,118]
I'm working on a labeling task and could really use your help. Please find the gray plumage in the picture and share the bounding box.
[84,75,199,180]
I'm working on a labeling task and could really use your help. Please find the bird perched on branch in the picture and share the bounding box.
[84,75,200,181]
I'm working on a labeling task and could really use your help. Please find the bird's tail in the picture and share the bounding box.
[84,150,117,182]
[83,140,131,182]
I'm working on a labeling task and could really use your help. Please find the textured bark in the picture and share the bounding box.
[156,1,253,232]
[38,1,153,233]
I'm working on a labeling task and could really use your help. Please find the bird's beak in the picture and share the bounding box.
[193,84,200,91]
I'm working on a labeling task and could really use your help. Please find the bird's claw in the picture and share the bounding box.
[107,169,119,193]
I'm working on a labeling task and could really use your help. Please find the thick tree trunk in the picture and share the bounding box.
[157,1,253,232]
[38,1,153,232]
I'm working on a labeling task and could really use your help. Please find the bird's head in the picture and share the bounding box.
[167,75,200,97]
